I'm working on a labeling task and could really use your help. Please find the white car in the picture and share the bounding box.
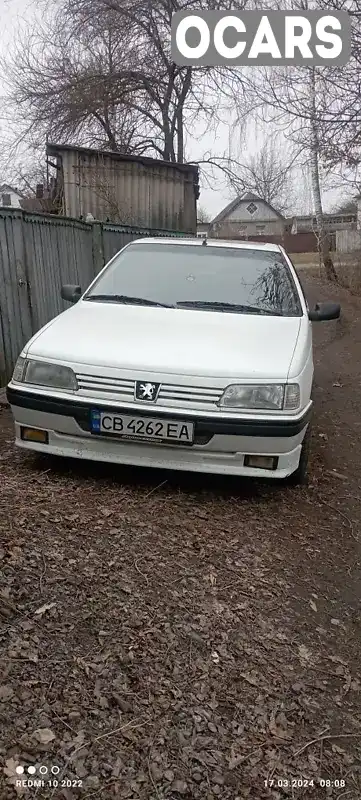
[7,238,340,484]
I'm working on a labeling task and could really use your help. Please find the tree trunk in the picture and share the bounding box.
[309,68,338,283]
[175,69,191,163]
[176,106,184,164]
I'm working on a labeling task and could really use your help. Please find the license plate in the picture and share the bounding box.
[91,411,194,444]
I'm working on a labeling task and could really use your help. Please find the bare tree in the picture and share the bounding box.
[308,68,338,281]
[240,63,338,281]
[332,198,358,215]
[312,0,361,170]
[226,139,297,214]
[5,0,255,167]
[197,206,211,223]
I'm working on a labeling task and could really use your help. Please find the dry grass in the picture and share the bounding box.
[289,253,320,267]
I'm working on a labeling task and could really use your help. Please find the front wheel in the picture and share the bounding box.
[284,425,311,486]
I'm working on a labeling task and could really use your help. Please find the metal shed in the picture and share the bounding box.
[47,143,199,233]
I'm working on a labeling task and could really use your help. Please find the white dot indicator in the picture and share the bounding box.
[27,766,36,775]
[39,766,48,775]
[16,766,24,775]
[51,766,60,775]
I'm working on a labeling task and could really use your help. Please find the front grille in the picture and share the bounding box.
[76,374,134,398]
[76,373,223,409]
[159,384,222,406]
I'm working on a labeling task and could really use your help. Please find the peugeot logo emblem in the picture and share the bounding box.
[135,381,161,402]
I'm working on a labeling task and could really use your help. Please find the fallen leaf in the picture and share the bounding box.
[4,758,18,778]
[239,672,259,687]
[3,759,26,796]
[298,644,312,663]
[171,780,188,794]
[269,711,292,740]
[34,602,56,617]
[332,744,347,755]
[0,684,14,701]
[342,673,352,695]
[309,600,317,612]
[308,752,319,772]
[70,730,86,750]
[291,682,304,694]
[33,728,56,745]
[100,508,113,517]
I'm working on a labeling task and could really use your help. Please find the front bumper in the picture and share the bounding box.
[7,386,312,479]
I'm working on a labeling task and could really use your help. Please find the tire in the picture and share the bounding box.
[284,424,311,486]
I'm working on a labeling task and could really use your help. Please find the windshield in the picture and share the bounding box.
[83,243,303,317]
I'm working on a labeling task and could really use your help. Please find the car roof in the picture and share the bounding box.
[130,237,283,253]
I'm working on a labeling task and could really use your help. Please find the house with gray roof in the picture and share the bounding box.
[209,193,288,239]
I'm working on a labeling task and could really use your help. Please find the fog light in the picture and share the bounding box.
[21,427,49,444]
[244,455,278,470]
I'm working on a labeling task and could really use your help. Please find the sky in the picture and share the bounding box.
[0,0,352,220]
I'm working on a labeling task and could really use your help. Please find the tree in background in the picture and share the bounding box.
[4,0,254,165]
[332,198,358,215]
[241,61,338,281]
[226,139,297,215]
[197,206,211,223]
[315,0,361,172]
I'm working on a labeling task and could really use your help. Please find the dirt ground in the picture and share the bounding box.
[0,268,360,800]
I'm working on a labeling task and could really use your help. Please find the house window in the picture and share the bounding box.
[256,224,265,231]
[246,202,257,215]
[1,194,11,206]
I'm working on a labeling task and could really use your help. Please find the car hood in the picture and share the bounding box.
[27,302,302,380]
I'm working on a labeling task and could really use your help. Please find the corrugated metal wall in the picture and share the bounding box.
[0,211,33,383]
[336,229,361,253]
[59,148,197,232]
[102,223,189,264]
[23,214,94,332]
[0,208,191,385]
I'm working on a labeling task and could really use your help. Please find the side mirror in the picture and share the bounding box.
[61,284,82,304]
[308,302,341,322]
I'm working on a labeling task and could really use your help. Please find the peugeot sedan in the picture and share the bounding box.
[6,238,340,484]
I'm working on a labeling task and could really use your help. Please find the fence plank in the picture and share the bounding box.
[336,229,361,253]
[0,211,32,376]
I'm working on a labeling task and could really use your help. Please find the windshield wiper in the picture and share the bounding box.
[85,294,175,308]
[175,301,282,316]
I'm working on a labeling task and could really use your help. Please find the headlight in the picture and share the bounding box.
[12,358,77,391]
[219,383,300,411]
